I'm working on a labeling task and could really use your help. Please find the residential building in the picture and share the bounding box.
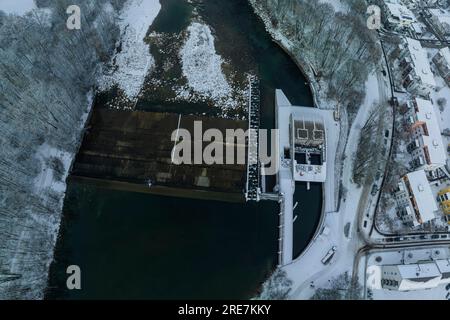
[381,259,450,291]
[404,98,447,170]
[382,1,416,30]
[410,22,423,37]
[438,187,450,224]
[429,8,450,36]
[432,47,450,85]
[394,170,438,227]
[396,38,436,96]
[401,0,416,9]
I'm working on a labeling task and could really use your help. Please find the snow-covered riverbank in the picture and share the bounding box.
[248,0,387,299]
[0,0,159,299]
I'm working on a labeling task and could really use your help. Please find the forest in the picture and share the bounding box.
[0,0,384,300]
[252,0,381,116]
[0,0,122,299]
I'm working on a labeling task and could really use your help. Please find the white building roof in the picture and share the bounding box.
[276,90,327,183]
[414,98,447,166]
[437,47,450,66]
[397,262,443,291]
[383,259,450,291]
[411,22,422,34]
[405,38,436,88]
[397,262,441,280]
[435,259,450,277]
[406,169,438,225]
[385,2,415,23]
[429,8,450,27]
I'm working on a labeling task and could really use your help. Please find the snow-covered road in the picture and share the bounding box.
[285,72,384,299]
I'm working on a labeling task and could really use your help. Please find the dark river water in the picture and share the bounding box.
[46,0,321,299]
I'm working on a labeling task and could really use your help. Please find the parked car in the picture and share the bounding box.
[371,184,379,196]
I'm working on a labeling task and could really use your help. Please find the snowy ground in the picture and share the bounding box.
[7,143,76,278]
[280,73,384,299]
[364,246,450,300]
[249,0,393,299]
[0,0,35,15]
[0,89,94,299]
[177,22,237,110]
[320,0,349,13]
[99,0,161,101]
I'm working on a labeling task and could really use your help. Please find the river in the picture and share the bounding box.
[46,0,321,299]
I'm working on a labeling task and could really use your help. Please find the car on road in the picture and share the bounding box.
[321,246,337,265]
[375,171,381,181]
[371,184,379,196]
[431,234,440,239]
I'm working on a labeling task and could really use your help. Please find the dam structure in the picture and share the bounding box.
[274,90,335,266]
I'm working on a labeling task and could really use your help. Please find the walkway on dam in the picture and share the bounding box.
[276,90,340,266]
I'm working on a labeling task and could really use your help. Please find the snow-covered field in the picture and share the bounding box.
[99,0,161,100]
[0,0,35,15]
[179,22,232,104]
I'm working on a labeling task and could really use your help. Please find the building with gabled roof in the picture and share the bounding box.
[381,259,450,291]
[394,169,438,227]
[397,38,436,96]
[405,98,447,170]
[432,47,450,85]
[382,1,416,30]
[429,8,450,36]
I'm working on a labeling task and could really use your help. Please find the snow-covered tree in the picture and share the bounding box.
[0,0,122,299]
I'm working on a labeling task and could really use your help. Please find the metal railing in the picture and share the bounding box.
[245,76,261,202]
